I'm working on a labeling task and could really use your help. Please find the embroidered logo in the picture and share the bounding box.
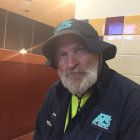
[87,110,116,133]
[55,20,72,33]
[92,113,112,130]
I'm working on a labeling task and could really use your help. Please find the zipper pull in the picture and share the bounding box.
[96,132,102,140]
[77,96,82,113]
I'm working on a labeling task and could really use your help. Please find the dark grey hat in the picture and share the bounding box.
[42,19,116,68]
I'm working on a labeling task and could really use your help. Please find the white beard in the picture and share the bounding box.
[58,60,99,97]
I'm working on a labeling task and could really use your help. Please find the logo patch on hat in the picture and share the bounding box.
[55,20,72,33]
[87,109,116,134]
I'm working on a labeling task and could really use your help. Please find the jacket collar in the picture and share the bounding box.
[95,62,115,98]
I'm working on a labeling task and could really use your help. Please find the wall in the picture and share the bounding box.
[83,16,140,84]
[0,8,54,55]
[75,1,140,84]
[75,0,140,19]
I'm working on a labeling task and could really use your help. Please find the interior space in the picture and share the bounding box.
[0,0,140,139]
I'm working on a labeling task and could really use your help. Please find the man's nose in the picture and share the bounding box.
[67,54,79,68]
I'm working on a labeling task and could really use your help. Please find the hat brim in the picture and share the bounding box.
[42,31,116,68]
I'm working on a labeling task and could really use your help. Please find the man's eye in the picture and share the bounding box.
[57,53,67,59]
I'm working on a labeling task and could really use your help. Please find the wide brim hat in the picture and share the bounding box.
[42,19,117,68]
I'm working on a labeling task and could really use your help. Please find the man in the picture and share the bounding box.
[33,19,140,140]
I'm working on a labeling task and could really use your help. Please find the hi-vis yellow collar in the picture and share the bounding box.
[64,91,91,132]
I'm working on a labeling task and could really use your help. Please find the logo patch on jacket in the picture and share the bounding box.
[87,109,116,134]
[92,113,112,129]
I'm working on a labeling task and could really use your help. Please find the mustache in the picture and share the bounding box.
[62,66,86,77]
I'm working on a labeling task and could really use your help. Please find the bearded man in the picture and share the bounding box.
[33,19,140,140]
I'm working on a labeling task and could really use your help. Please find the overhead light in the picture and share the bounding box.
[19,48,27,54]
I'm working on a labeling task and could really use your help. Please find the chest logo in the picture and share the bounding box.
[92,113,112,130]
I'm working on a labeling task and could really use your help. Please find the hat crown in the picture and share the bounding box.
[42,19,117,68]
[54,19,98,37]
[55,20,73,33]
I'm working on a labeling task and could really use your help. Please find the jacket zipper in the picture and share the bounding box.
[77,96,82,113]
[96,132,102,140]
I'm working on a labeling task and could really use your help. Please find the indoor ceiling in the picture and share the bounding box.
[0,0,76,27]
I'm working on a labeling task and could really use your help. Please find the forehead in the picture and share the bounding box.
[55,34,85,50]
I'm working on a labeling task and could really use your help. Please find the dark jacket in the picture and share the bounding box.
[33,63,140,140]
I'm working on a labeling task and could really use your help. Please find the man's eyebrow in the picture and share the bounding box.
[76,42,87,48]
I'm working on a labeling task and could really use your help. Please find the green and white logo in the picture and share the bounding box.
[92,113,112,130]
[55,20,72,33]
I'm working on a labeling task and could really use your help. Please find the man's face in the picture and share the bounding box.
[55,35,99,97]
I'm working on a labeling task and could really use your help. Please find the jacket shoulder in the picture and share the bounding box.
[110,72,140,107]
[112,72,140,91]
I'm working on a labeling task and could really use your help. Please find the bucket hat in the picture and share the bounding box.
[42,19,116,68]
